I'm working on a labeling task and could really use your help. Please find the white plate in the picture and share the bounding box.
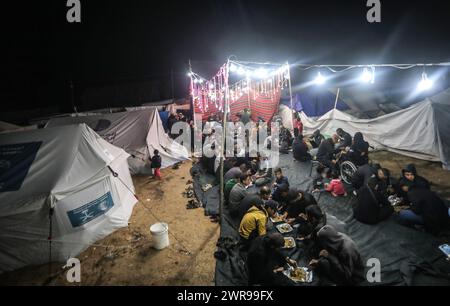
[276,223,293,234]
[283,267,313,283]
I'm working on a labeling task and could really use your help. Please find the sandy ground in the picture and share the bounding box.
[0,151,448,286]
[0,161,220,286]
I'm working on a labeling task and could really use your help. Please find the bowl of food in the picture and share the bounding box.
[276,223,293,234]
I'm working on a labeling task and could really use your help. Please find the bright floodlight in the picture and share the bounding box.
[230,64,238,72]
[187,72,193,77]
[360,67,374,83]
[254,68,268,79]
[417,72,433,91]
[314,72,326,85]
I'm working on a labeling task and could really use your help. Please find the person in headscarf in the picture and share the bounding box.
[293,135,312,162]
[349,132,370,166]
[309,225,364,285]
[309,129,325,149]
[353,177,394,225]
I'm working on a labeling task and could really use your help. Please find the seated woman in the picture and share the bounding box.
[247,233,296,286]
[309,225,364,286]
[353,177,394,225]
[293,135,312,162]
[348,132,369,166]
[397,186,448,235]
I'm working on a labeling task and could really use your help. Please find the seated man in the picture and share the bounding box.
[228,174,252,218]
[309,225,364,286]
[224,172,240,204]
[293,135,312,162]
[398,164,430,203]
[397,186,448,235]
[271,183,290,211]
[238,186,271,222]
[224,163,247,183]
[353,177,394,225]
[282,189,318,224]
[297,205,327,241]
[271,168,289,200]
[247,233,296,286]
[336,128,352,151]
[239,199,269,249]
[253,155,273,187]
[316,134,339,170]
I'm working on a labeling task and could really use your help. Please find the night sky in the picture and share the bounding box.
[3,0,450,114]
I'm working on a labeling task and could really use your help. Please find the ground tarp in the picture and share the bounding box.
[45,108,190,174]
[0,124,137,273]
[205,153,450,286]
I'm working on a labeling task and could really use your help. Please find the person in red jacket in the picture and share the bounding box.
[293,112,303,138]
[325,173,347,197]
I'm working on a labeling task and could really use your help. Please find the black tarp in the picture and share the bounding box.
[193,154,450,286]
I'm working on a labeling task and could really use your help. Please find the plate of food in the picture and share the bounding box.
[283,267,313,283]
[270,215,283,223]
[283,237,296,249]
[276,223,293,234]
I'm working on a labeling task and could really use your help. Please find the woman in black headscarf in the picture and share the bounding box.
[309,225,364,285]
[349,132,369,166]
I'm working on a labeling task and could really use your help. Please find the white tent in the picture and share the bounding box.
[0,124,137,273]
[301,89,450,170]
[0,121,37,134]
[45,108,190,174]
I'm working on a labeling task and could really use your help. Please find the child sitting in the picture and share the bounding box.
[325,173,347,197]
[150,149,162,180]
[271,168,289,199]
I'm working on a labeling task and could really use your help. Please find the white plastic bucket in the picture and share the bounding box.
[150,222,169,250]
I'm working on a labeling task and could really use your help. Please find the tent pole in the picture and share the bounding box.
[287,62,294,130]
[48,207,54,280]
[219,61,230,226]
[334,88,340,110]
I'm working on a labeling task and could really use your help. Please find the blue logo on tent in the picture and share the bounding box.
[0,142,42,192]
[67,192,114,228]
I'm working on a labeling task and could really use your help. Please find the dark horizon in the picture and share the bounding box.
[2,0,450,116]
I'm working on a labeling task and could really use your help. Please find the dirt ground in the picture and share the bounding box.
[0,161,220,286]
[0,151,448,286]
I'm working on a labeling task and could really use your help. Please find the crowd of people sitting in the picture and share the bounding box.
[206,117,450,286]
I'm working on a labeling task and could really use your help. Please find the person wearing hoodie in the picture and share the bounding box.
[309,129,325,149]
[351,163,379,191]
[398,164,430,202]
[309,225,364,286]
[397,186,448,235]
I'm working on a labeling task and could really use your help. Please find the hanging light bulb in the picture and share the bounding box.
[193,79,199,84]
[417,72,433,91]
[314,72,326,85]
[360,67,374,83]
[187,72,193,77]
[199,79,204,84]
[209,83,214,89]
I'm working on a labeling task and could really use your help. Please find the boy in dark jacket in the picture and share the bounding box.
[150,149,162,180]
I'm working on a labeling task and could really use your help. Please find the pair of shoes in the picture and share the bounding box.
[186,199,201,209]
[202,184,213,192]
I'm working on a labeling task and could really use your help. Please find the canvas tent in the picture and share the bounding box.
[0,124,137,272]
[45,108,190,174]
[301,88,450,170]
[0,121,37,134]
